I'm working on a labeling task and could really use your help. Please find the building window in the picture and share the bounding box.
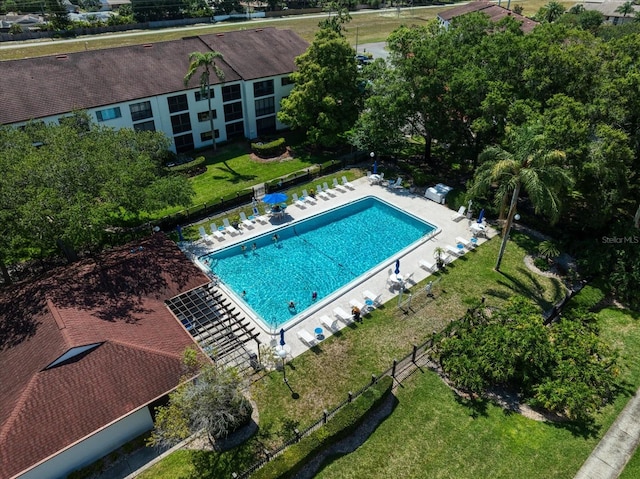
[171,113,192,134]
[281,76,294,86]
[174,133,194,153]
[222,84,241,102]
[256,116,276,136]
[133,120,155,132]
[197,110,217,122]
[195,89,214,101]
[223,102,243,122]
[167,94,188,113]
[225,121,244,139]
[200,129,220,142]
[255,97,275,117]
[96,107,121,122]
[130,101,153,121]
[253,79,274,98]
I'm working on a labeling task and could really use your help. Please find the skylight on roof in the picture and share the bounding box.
[44,342,103,370]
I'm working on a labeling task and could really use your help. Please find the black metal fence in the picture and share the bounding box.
[234,336,435,478]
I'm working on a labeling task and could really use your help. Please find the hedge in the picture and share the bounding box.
[166,156,206,175]
[252,375,394,479]
[251,138,286,158]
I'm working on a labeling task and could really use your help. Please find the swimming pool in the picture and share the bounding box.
[203,197,437,330]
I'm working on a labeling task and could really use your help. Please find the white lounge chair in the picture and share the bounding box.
[446,244,464,256]
[455,236,473,248]
[341,176,355,190]
[362,290,382,307]
[349,298,368,314]
[251,206,269,224]
[321,315,338,331]
[301,189,317,204]
[387,177,403,189]
[198,226,213,244]
[209,223,225,240]
[316,184,330,200]
[442,253,453,264]
[334,307,352,323]
[297,329,318,346]
[323,182,337,197]
[419,259,435,272]
[223,218,240,235]
[451,206,466,222]
[292,193,306,209]
[333,177,347,192]
[239,212,254,229]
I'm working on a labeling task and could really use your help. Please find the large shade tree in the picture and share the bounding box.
[184,51,225,152]
[468,122,573,271]
[277,27,361,148]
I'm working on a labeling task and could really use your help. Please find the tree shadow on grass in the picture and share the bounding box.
[210,164,257,184]
[494,267,564,311]
[188,443,257,479]
[454,394,490,419]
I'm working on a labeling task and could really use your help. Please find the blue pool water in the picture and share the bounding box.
[203,197,436,330]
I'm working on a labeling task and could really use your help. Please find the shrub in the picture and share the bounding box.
[564,284,606,313]
[533,256,550,271]
[251,138,286,158]
[252,376,393,479]
[166,156,206,177]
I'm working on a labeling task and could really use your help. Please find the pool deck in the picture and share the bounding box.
[180,177,497,360]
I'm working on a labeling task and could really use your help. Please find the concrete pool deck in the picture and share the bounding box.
[180,176,497,360]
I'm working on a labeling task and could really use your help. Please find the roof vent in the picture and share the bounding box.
[143,43,153,48]
[255,29,263,32]
[216,33,224,37]
[55,54,68,60]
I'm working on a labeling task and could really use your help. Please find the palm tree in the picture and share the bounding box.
[468,123,573,271]
[184,51,225,152]
[542,1,566,22]
[615,1,635,17]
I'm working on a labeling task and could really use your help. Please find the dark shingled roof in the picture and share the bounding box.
[0,27,308,125]
[439,1,538,33]
[0,234,210,479]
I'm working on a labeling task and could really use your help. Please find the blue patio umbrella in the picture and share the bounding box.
[373,161,378,174]
[263,192,288,204]
[477,209,485,224]
[279,328,286,347]
[395,259,400,275]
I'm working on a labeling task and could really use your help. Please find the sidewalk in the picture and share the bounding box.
[574,390,640,479]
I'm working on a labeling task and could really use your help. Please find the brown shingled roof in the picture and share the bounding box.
[0,27,308,125]
[0,233,210,478]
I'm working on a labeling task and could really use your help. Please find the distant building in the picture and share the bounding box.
[0,14,45,31]
[579,0,640,24]
[0,28,308,153]
[438,1,539,33]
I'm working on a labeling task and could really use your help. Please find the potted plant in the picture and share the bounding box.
[434,246,446,269]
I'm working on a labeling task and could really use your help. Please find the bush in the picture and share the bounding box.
[533,256,550,271]
[251,138,287,158]
[165,156,206,177]
[252,376,393,479]
[564,284,606,313]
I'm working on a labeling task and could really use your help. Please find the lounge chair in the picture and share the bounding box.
[333,307,352,323]
[350,298,368,314]
[223,218,240,235]
[302,189,317,205]
[341,176,355,190]
[297,329,318,346]
[209,223,225,240]
[446,244,464,256]
[316,184,330,200]
[387,177,403,189]
[362,290,382,307]
[198,226,213,244]
[332,177,347,192]
[321,315,338,331]
[455,236,473,248]
[442,253,453,264]
[419,259,435,272]
[323,182,337,197]
[292,193,306,209]
[239,212,254,229]
[451,206,466,222]
[251,206,269,224]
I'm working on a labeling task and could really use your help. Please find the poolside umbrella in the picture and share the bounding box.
[279,328,286,347]
[263,192,288,204]
[395,259,400,275]
[477,209,485,224]
[373,161,378,174]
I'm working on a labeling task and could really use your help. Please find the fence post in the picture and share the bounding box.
[392,359,398,378]
[294,428,301,441]
[371,373,377,384]
[323,409,328,424]
[348,391,353,403]
[411,344,418,363]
